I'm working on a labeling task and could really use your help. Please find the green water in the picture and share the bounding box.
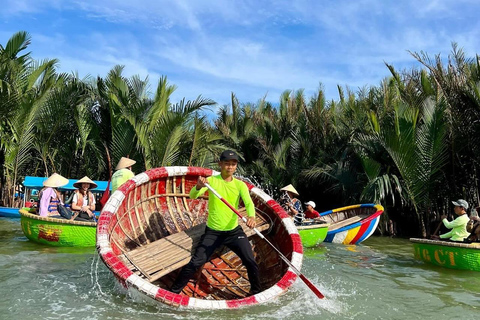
[1,217,479,320]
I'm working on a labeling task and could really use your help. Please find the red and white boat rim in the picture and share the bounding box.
[97,166,303,309]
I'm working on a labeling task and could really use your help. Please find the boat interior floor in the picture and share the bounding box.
[119,213,271,285]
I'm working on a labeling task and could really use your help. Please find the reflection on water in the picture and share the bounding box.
[1,217,479,320]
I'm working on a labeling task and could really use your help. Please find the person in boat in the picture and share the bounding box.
[111,157,136,193]
[170,150,261,295]
[304,201,320,218]
[38,173,69,217]
[71,176,97,221]
[279,184,304,223]
[466,206,480,242]
[431,199,470,242]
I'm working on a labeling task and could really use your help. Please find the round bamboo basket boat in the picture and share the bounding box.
[97,166,303,309]
[410,238,480,271]
[20,209,96,247]
[297,223,329,247]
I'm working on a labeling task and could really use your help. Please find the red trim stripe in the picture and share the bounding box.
[102,252,133,278]
[276,271,297,289]
[145,167,168,181]
[350,220,370,244]
[117,179,136,195]
[226,295,257,308]
[290,233,303,254]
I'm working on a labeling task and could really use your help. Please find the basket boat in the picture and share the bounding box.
[410,238,480,271]
[320,204,384,244]
[296,222,329,247]
[19,209,96,246]
[96,167,303,309]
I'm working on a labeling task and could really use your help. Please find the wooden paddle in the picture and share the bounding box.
[205,183,325,299]
[432,219,443,236]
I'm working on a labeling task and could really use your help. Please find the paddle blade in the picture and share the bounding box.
[299,274,325,299]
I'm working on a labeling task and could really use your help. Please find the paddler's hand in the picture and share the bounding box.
[440,214,447,220]
[196,176,207,190]
[246,217,256,228]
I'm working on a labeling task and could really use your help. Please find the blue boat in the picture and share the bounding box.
[1,176,111,218]
[0,207,21,218]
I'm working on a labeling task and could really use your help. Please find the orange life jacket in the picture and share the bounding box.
[73,190,95,212]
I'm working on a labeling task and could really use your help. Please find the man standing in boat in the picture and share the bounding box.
[431,199,470,242]
[170,150,261,295]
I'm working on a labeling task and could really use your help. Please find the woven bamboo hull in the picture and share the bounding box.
[97,166,303,309]
[297,223,329,247]
[0,206,20,218]
[321,204,384,244]
[19,209,96,247]
[410,238,480,271]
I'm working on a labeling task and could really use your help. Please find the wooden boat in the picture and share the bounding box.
[97,166,303,309]
[296,222,329,247]
[0,206,20,218]
[320,204,384,244]
[19,209,96,246]
[410,238,480,271]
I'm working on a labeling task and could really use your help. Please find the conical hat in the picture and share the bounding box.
[115,157,136,170]
[280,184,299,196]
[43,173,69,188]
[73,176,98,189]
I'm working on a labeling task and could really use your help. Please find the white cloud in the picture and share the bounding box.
[1,0,480,105]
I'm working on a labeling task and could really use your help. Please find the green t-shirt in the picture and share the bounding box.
[190,175,255,231]
[440,214,470,241]
[111,168,135,193]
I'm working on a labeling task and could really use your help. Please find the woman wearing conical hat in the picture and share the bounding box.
[111,157,136,193]
[71,176,98,221]
[279,184,304,223]
[38,173,69,217]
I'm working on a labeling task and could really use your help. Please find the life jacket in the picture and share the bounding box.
[37,187,60,216]
[72,190,95,212]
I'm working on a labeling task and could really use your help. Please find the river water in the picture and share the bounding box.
[1,216,479,320]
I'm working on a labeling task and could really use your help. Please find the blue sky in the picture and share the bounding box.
[2,0,480,113]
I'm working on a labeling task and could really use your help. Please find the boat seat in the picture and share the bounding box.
[121,211,270,283]
[328,214,368,231]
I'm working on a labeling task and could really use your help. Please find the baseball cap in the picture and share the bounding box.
[452,199,469,209]
[305,201,316,208]
[220,150,239,161]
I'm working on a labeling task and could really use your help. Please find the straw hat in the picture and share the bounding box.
[115,157,136,170]
[43,173,69,188]
[280,184,299,196]
[73,176,98,189]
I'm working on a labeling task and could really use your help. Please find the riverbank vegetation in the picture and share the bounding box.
[1,31,480,237]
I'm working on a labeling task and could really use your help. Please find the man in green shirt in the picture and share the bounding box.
[433,199,470,242]
[111,157,136,193]
[171,150,261,295]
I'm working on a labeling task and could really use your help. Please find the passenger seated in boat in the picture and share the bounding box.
[111,157,136,193]
[431,199,470,242]
[466,207,480,242]
[38,173,69,217]
[279,184,303,217]
[303,201,326,224]
[170,150,262,295]
[71,176,97,221]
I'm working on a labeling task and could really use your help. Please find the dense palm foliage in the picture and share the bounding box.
[2,32,480,237]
